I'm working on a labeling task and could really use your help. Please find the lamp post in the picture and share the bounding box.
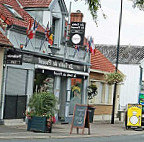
[111,0,123,124]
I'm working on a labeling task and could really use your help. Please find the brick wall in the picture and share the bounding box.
[90,72,105,81]
[70,12,83,22]
[89,104,112,115]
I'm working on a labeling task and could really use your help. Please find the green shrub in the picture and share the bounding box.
[28,92,57,118]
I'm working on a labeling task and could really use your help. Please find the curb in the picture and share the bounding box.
[0,131,144,140]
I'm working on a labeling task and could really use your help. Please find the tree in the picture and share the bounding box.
[132,0,144,10]
[74,0,106,25]
[74,0,144,25]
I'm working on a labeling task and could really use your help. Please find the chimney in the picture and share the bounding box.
[70,10,83,23]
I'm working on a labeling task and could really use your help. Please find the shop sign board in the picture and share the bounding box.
[139,93,144,105]
[69,22,86,46]
[6,49,23,65]
[37,57,86,72]
[70,104,90,135]
[54,71,76,78]
[127,104,142,127]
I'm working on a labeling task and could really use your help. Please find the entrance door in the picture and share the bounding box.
[4,67,28,119]
[4,95,27,119]
[59,77,67,120]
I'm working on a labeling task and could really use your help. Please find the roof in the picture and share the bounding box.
[18,0,52,8]
[0,0,44,32]
[91,48,116,73]
[0,31,12,47]
[18,0,68,16]
[96,44,144,64]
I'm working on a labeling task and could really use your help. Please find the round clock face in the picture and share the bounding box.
[72,34,81,44]
[130,116,138,124]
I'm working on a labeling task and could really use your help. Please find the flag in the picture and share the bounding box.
[88,37,95,54]
[75,45,79,51]
[45,22,50,40]
[26,18,33,36]
[26,19,39,39]
[48,27,53,45]
[85,40,90,53]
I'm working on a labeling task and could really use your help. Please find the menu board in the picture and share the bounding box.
[70,104,90,135]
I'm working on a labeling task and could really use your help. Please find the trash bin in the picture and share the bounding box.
[88,106,95,123]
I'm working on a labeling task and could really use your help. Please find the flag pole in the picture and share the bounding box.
[63,1,72,62]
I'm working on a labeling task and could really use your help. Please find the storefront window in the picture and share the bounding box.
[34,71,54,94]
[69,78,82,115]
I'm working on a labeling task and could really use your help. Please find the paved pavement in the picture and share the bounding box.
[0,121,144,139]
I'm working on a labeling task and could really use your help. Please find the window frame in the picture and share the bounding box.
[4,4,23,20]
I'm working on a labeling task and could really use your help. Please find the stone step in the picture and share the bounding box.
[0,119,4,125]
[4,119,26,126]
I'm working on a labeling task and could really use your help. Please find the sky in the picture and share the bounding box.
[65,0,144,46]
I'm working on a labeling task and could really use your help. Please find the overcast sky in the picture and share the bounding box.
[65,0,144,46]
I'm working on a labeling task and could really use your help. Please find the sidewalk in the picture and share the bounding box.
[0,121,144,139]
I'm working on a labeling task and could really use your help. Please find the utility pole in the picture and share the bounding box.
[111,0,123,124]
[63,1,72,62]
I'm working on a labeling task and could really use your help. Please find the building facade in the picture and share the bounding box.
[0,30,13,123]
[89,49,122,121]
[0,0,90,123]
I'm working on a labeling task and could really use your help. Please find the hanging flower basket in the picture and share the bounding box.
[105,72,124,85]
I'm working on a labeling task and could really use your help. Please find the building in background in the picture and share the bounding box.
[89,49,123,121]
[96,44,144,111]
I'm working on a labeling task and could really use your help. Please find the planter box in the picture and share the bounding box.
[27,116,52,133]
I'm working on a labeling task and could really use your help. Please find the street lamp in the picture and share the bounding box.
[111,0,123,124]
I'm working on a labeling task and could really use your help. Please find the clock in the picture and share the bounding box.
[71,34,81,45]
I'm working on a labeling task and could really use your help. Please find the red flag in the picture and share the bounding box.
[26,18,33,36]
[26,19,38,39]
[45,22,50,40]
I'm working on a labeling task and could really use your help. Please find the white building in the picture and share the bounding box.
[96,44,144,110]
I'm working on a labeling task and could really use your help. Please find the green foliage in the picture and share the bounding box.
[105,72,124,85]
[34,74,47,86]
[133,0,144,10]
[28,92,57,118]
[74,0,106,25]
[87,84,98,100]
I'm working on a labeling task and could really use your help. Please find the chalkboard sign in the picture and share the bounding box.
[70,104,90,135]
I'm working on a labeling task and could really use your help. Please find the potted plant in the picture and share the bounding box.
[105,72,124,85]
[87,84,98,100]
[26,92,57,133]
[87,84,97,122]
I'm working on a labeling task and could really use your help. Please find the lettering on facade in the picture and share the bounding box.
[54,71,76,78]
[38,58,74,70]
[6,50,23,65]
[22,54,87,72]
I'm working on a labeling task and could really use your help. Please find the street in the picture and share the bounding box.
[0,134,144,142]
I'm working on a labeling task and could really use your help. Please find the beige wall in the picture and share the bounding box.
[0,48,4,105]
[89,71,121,120]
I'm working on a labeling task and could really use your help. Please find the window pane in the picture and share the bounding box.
[69,78,82,115]
[34,72,54,94]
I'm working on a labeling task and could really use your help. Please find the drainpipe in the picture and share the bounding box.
[1,60,7,120]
